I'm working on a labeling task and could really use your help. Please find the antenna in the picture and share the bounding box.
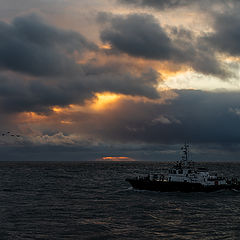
[180,141,191,167]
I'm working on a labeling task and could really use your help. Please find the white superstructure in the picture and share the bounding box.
[149,143,227,186]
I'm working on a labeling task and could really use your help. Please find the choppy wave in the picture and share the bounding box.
[0,161,239,239]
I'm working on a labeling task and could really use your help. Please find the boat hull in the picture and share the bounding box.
[126,178,239,192]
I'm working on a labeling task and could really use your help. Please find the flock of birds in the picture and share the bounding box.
[1,132,21,138]
[0,131,22,145]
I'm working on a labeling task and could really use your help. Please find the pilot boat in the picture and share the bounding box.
[126,143,240,192]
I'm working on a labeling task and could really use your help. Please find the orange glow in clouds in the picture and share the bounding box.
[100,43,112,50]
[51,93,122,113]
[19,112,48,123]
[92,92,121,110]
[52,106,64,113]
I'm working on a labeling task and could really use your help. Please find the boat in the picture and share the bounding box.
[126,143,240,192]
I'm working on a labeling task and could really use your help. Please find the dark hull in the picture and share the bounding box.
[126,178,240,193]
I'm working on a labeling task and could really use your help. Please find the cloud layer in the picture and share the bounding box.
[100,13,228,77]
[1,0,240,161]
[62,90,240,145]
[0,15,162,115]
[206,13,240,56]
[0,15,97,76]
[119,0,239,10]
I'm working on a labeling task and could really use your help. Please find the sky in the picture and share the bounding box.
[1,0,240,161]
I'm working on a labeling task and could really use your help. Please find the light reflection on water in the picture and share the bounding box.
[0,161,239,239]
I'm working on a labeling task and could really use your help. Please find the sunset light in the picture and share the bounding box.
[100,43,112,50]
[100,156,136,162]
[91,92,121,110]
[19,112,48,123]
[52,106,65,113]
[60,120,72,124]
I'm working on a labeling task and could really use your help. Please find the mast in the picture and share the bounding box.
[180,142,193,168]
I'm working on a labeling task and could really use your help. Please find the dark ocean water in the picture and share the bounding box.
[0,161,240,240]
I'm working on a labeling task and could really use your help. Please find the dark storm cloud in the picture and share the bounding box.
[78,90,240,145]
[0,66,160,114]
[82,64,160,99]
[0,14,162,114]
[206,13,240,56]
[145,90,240,144]
[0,74,76,113]
[119,0,190,9]
[119,0,239,10]
[100,14,227,77]
[0,14,97,76]
[101,14,173,59]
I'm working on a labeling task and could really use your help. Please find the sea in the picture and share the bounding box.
[0,161,239,240]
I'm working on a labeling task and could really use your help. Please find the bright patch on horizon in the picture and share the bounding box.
[60,120,72,124]
[100,156,136,162]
